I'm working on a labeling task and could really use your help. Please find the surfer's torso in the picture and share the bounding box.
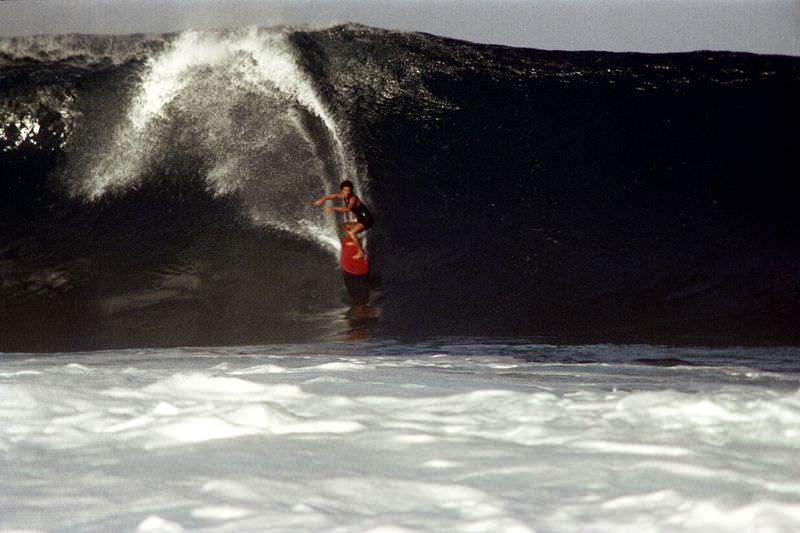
[346,196,374,229]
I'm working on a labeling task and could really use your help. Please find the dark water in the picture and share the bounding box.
[1,25,799,351]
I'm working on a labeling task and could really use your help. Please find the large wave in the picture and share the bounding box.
[2,25,799,350]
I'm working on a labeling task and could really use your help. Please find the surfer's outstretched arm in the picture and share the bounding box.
[312,193,340,207]
[325,204,355,214]
[320,196,357,214]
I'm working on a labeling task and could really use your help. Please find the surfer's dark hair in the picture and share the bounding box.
[340,180,355,190]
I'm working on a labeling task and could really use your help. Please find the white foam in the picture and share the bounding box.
[144,372,273,396]
[1,350,798,532]
[228,363,288,375]
[422,459,462,469]
[191,505,254,520]
[571,440,692,456]
[136,516,184,533]
[303,361,373,372]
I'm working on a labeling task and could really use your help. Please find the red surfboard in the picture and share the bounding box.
[340,236,369,275]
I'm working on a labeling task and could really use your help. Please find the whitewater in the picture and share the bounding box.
[1,342,799,532]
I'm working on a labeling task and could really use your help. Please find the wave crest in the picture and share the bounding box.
[65,27,363,251]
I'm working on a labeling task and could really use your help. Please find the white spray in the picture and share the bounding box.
[78,27,362,253]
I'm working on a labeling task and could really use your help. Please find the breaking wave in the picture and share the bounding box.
[2,25,799,350]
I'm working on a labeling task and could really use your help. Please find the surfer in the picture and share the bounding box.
[313,180,373,260]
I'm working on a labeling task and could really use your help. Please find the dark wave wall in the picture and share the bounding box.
[2,26,799,350]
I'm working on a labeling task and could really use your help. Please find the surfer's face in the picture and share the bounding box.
[341,186,353,198]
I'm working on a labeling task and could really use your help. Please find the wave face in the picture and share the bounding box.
[2,25,799,350]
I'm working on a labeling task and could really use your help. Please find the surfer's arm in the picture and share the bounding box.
[323,197,357,213]
[312,193,340,207]
[324,205,351,213]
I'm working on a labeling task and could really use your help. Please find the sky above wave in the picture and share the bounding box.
[0,0,798,55]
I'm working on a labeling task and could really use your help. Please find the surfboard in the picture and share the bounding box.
[340,236,369,305]
[340,236,369,275]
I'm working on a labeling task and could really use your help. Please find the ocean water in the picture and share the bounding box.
[2,25,799,349]
[1,341,799,532]
[2,24,800,532]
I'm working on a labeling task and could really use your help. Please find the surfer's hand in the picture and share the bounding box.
[324,206,334,213]
[312,199,324,207]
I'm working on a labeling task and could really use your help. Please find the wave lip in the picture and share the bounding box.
[0,32,171,65]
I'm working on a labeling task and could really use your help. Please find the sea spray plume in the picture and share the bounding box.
[74,27,362,252]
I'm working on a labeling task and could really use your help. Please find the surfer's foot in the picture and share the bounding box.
[352,253,365,260]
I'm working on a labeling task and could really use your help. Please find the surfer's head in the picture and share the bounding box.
[340,180,355,197]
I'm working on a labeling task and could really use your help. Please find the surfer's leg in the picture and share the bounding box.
[347,222,366,259]
[341,222,357,247]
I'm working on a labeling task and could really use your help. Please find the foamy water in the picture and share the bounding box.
[1,344,799,532]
